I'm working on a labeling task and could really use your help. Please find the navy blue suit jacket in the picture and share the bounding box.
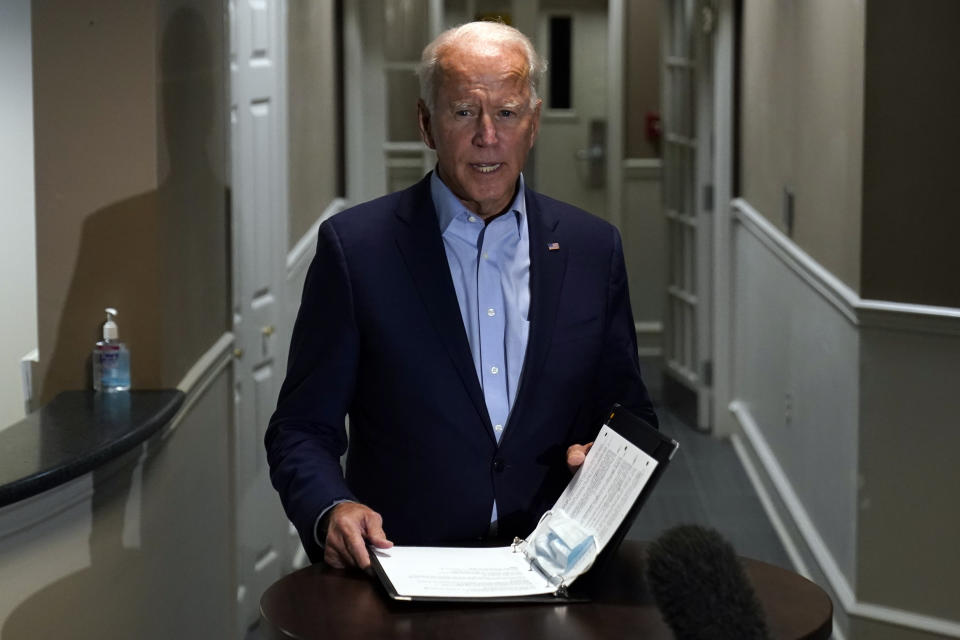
[266,174,656,562]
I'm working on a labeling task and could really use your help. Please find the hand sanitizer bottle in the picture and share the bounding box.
[93,307,131,392]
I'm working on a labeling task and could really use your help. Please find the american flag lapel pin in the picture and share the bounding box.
[547,242,560,251]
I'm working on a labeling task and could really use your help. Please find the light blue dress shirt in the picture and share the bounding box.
[432,171,531,526]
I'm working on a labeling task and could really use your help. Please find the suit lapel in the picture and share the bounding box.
[392,176,493,434]
[509,189,567,430]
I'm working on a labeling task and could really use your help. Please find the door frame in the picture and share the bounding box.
[657,0,736,433]
[608,0,625,232]
[660,0,713,430]
[228,0,293,629]
[708,0,736,436]
[343,1,444,205]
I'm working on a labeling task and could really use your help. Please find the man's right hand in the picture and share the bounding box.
[323,502,393,569]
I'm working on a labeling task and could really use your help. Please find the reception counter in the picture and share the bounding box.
[0,390,184,508]
[0,384,236,639]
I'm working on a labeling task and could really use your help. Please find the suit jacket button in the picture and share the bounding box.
[493,459,505,473]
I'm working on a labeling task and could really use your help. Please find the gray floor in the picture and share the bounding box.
[625,358,792,569]
[625,404,792,569]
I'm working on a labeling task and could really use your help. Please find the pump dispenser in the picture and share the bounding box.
[93,307,130,391]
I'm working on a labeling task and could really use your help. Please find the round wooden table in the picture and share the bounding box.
[260,541,832,639]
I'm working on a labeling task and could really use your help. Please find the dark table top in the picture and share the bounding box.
[0,390,184,508]
[260,540,833,640]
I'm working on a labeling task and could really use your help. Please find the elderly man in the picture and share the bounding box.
[266,21,656,569]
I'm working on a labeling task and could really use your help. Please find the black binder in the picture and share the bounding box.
[370,404,679,602]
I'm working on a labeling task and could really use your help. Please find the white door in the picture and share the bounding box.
[229,0,291,630]
[661,0,714,429]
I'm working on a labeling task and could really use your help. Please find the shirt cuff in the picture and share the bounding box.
[314,498,356,547]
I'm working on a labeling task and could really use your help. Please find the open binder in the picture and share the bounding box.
[370,404,679,602]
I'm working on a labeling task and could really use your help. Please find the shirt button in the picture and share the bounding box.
[490,365,499,375]
[494,424,503,432]
[487,308,496,317]
[468,215,477,223]
[482,252,489,260]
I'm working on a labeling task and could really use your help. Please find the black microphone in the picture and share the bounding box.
[645,525,770,640]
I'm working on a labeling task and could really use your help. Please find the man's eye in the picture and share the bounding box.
[499,110,516,118]
[455,109,472,117]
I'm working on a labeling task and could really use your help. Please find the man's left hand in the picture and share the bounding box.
[566,442,594,474]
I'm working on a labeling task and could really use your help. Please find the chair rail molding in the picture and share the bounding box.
[286,198,347,280]
[732,198,960,334]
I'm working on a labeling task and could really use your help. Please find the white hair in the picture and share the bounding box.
[417,21,547,113]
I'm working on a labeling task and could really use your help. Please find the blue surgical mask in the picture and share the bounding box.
[531,509,597,578]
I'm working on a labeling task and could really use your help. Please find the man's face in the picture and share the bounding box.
[418,41,541,219]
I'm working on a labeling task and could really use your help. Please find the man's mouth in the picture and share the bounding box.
[472,163,502,174]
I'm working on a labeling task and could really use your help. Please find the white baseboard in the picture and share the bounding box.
[731,431,848,640]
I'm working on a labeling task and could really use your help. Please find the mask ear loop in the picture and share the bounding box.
[529,509,599,580]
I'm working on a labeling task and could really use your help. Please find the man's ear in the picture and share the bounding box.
[417,100,436,149]
[528,98,543,148]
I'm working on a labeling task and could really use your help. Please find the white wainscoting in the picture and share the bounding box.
[729,198,960,639]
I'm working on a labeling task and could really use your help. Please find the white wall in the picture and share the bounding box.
[0,0,39,429]
[729,198,960,640]
[731,201,860,584]
[739,0,865,292]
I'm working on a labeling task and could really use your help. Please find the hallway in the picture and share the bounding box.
[627,359,791,570]
[5,2,960,638]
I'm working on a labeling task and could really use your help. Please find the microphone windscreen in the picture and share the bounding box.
[646,525,770,640]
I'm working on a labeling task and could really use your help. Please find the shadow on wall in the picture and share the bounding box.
[37,2,229,407]
[5,8,230,638]
[4,432,172,636]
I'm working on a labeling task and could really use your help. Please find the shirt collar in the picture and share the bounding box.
[431,170,527,234]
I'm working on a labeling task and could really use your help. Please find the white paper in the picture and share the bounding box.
[551,424,659,549]
[373,546,555,598]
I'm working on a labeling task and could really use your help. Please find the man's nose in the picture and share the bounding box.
[473,113,498,146]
